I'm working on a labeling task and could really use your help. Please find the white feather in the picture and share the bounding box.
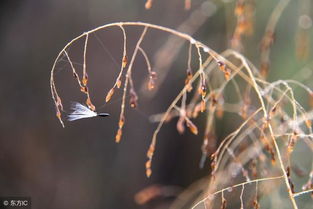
[67,102,97,121]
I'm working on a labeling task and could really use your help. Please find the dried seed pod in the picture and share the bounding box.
[200,85,206,98]
[217,61,226,71]
[119,115,125,128]
[148,79,155,90]
[145,160,152,176]
[106,88,115,102]
[145,160,151,170]
[147,145,155,158]
[122,55,128,68]
[116,79,122,88]
[146,168,152,178]
[145,0,153,10]
[223,68,231,80]
[148,71,157,90]
[253,199,260,209]
[82,73,88,86]
[210,160,216,171]
[186,120,198,135]
[56,109,62,120]
[185,68,193,92]
[115,128,122,143]
[235,1,245,16]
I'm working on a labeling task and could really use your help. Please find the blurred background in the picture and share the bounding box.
[0,0,312,209]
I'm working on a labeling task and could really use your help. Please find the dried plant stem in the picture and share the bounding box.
[232,51,299,209]
[50,22,207,126]
[115,26,148,143]
[192,175,285,209]
[293,188,313,197]
[138,46,152,74]
[115,25,127,88]
[50,20,312,208]
[82,34,88,83]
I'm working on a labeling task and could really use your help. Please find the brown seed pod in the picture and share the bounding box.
[146,168,152,178]
[223,69,231,80]
[82,74,88,86]
[116,79,122,88]
[217,61,226,72]
[253,199,260,209]
[235,1,245,16]
[148,71,157,90]
[119,115,125,128]
[106,88,115,103]
[147,145,155,158]
[122,55,128,68]
[186,120,198,135]
[115,128,122,143]
[145,0,153,10]
[56,109,62,120]
[200,83,207,98]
